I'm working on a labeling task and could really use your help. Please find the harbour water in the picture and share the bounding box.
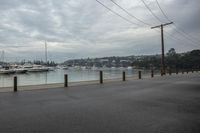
[0,68,154,88]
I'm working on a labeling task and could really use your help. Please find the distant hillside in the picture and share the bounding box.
[63,49,200,69]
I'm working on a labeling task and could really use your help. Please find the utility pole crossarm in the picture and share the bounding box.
[163,22,173,27]
[151,25,161,29]
[151,22,173,29]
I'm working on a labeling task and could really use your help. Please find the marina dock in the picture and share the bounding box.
[0,73,199,133]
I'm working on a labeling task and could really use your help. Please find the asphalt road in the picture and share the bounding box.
[0,73,200,133]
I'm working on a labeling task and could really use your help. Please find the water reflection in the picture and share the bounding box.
[0,68,153,87]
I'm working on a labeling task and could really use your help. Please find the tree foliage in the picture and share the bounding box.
[166,49,200,69]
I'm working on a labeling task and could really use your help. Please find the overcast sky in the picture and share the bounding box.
[0,0,200,62]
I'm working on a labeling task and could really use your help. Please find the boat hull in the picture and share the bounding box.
[15,69,28,74]
[0,70,15,74]
[28,68,49,72]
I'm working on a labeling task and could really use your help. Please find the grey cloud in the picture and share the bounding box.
[0,0,199,62]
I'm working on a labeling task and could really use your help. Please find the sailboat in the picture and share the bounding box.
[10,64,27,74]
[0,51,15,74]
[0,69,15,74]
[28,41,50,72]
[28,64,49,72]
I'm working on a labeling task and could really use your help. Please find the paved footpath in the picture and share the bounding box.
[0,73,200,133]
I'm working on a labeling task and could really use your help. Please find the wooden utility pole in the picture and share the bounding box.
[151,22,173,75]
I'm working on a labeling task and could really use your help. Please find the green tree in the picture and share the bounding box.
[166,48,179,69]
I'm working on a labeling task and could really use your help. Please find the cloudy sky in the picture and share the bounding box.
[0,0,200,62]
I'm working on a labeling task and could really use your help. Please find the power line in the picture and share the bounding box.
[109,0,151,26]
[96,0,199,49]
[153,25,200,48]
[139,0,197,48]
[96,0,140,26]
[155,0,171,22]
[108,0,188,48]
[164,30,200,48]
[139,0,189,48]
[108,0,175,39]
[173,24,200,42]
[153,28,199,48]
[155,0,200,47]
[172,26,200,45]
[140,0,163,23]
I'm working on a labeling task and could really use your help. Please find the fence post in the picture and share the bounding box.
[138,71,141,79]
[176,69,178,74]
[64,74,68,87]
[169,69,172,75]
[151,70,154,78]
[182,70,184,74]
[14,76,17,92]
[122,71,126,81]
[192,69,194,73]
[100,71,103,84]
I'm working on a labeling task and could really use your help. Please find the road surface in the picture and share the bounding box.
[0,73,200,133]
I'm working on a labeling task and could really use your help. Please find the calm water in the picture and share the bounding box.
[0,68,153,87]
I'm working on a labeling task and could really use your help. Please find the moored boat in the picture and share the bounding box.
[28,65,49,72]
[0,69,15,74]
[14,69,28,74]
[127,66,133,69]
[91,65,98,70]
[62,66,68,70]
[28,68,49,72]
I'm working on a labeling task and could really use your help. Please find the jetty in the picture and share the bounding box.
[0,72,199,133]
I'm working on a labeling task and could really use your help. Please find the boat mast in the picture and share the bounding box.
[45,41,47,65]
[1,50,5,66]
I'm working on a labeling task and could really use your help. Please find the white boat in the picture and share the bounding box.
[0,69,15,74]
[28,65,49,72]
[102,65,109,70]
[119,67,125,70]
[74,66,81,70]
[127,66,133,69]
[9,64,28,74]
[91,65,98,70]
[62,66,68,70]
[48,67,56,71]
[13,68,28,74]
[81,66,87,70]
[86,66,92,70]
[111,67,116,70]
[22,63,33,69]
